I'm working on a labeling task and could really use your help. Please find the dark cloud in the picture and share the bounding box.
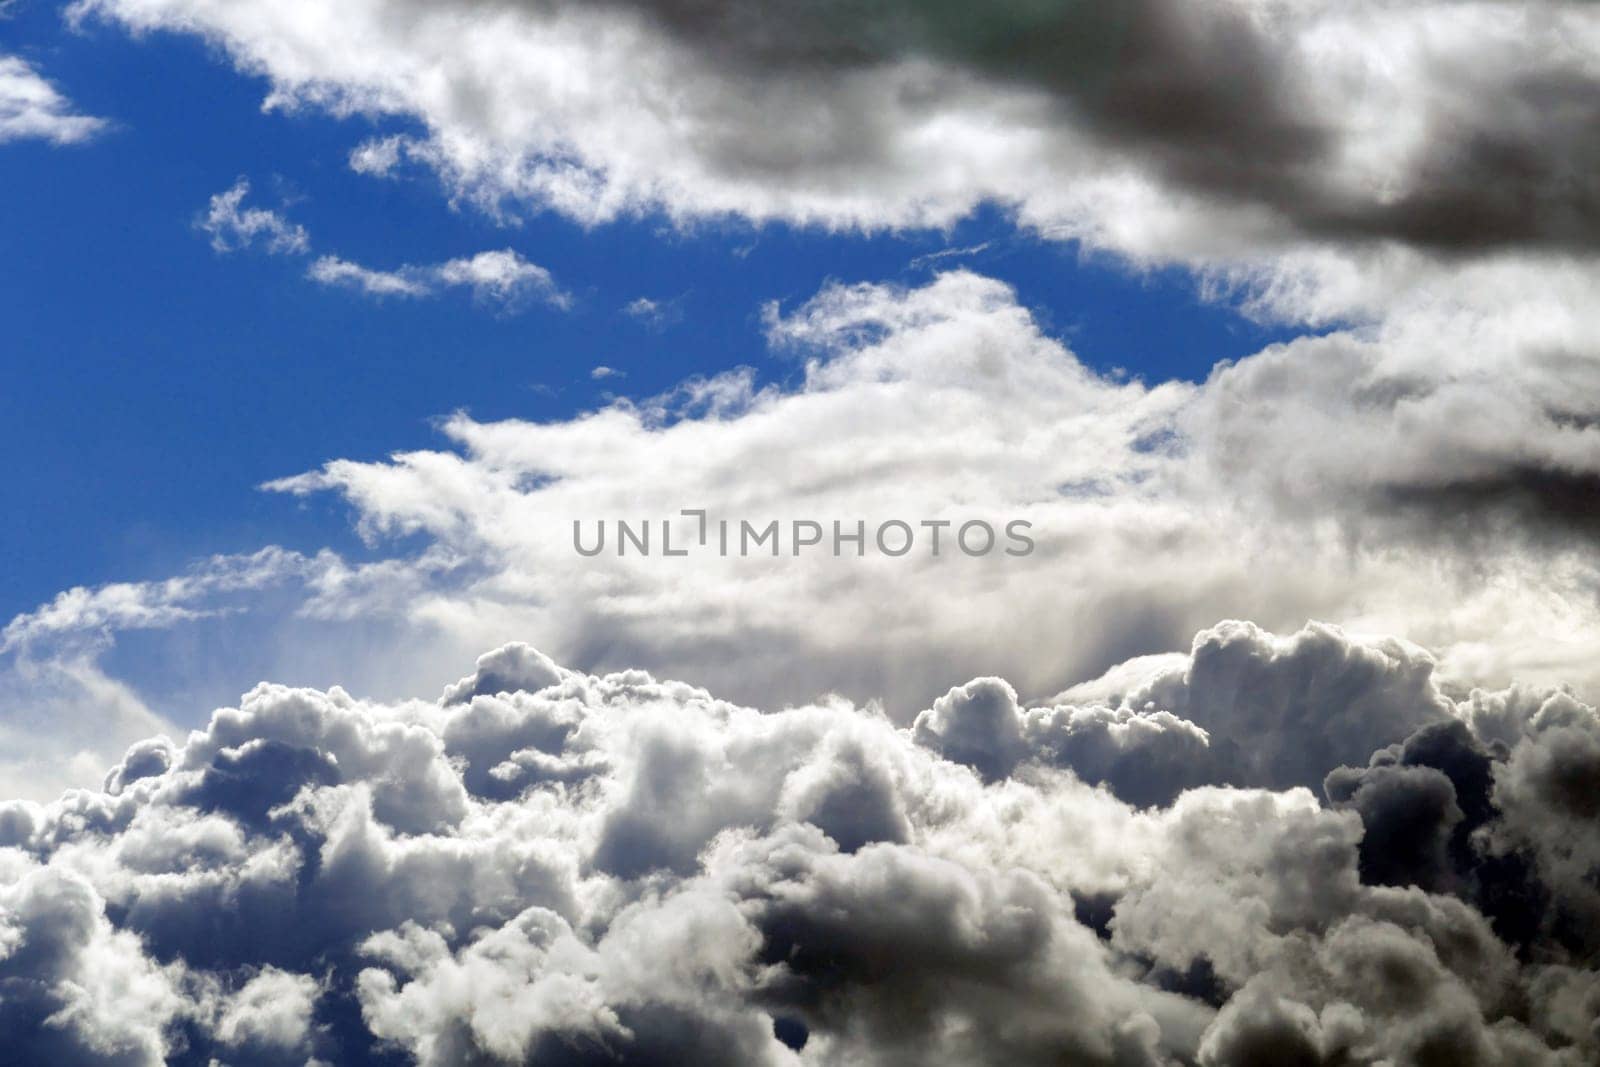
[1190,334,1600,551]
[1376,466,1600,545]
[508,0,1600,253]
[80,0,1600,254]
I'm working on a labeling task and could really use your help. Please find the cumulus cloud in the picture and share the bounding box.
[0,625,1592,1063]
[228,270,1600,716]
[0,55,105,146]
[7,267,1599,807]
[12,3,1600,1061]
[63,0,1600,262]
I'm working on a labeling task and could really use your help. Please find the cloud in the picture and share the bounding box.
[1,546,315,655]
[909,242,993,271]
[0,55,105,146]
[306,255,432,298]
[1182,259,1600,545]
[13,4,1600,1060]
[434,249,570,310]
[589,365,624,381]
[348,133,406,178]
[308,249,568,312]
[236,270,1600,716]
[622,296,684,331]
[0,626,1592,1063]
[7,265,1599,806]
[199,178,310,255]
[197,180,567,312]
[64,0,1600,263]
[0,548,328,802]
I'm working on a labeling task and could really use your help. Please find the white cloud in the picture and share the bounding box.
[623,295,684,330]
[434,249,570,311]
[7,266,1598,806]
[10,5,1599,1057]
[908,242,992,271]
[0,55,105,146]
[1,546,315,655]
[57,0,1600,313]
[0,548,330,802]
[307,255,431,298]
[589,365,623,381]
[348,133,406,177]
[197,178,567,312]
[198,178,309,255]
[236,270,1600,716]
[0,626,1591,1062]
[308,249,568,312]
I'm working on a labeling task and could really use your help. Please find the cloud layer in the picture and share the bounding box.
[67,0,1600,262]
[0,622,1594,1064]
[222,269,1600,717]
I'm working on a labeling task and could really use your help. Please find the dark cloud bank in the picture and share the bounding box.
[446,0,1600,251]
[0,621,1595,1065]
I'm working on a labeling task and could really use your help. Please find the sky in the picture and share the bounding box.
[1,1,1600,1065]
[0,0,1295,619]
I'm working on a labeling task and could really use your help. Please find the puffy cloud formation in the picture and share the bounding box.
[0,55,104,146]
[5,265,1598,805]
[6,5,1595,804]
[64,0,1600,260]
[9,2,1598,1060]
[221,269,1599,718]
[0,622,1595,1064]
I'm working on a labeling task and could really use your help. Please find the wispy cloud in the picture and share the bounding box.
[199,178,309,255]
[198,180,566,314]
[306,255,431,298]
[908,242,992,271]
[309,249,569,313]
[623,295,685,330]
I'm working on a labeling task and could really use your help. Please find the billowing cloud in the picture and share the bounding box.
[0,624,1593,1063]
[10,2,1600,1061]
[225,270,1600,716]
[63,0,1600,262]
[0,55,104,146]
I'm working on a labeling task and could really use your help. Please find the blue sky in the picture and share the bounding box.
[0,2,1299,623]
